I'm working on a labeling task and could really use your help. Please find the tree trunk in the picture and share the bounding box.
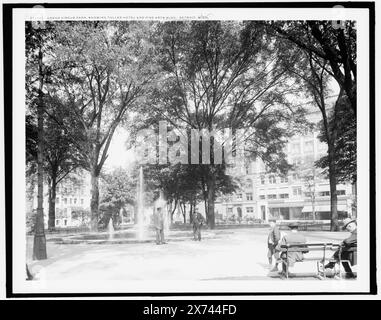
[204,198,208,224]
[201,179,209,224]
[33,47,47,260]
[328,147,339,231]
[351,182,357,218]
[182,203,186,224]
[170,200,178,224]
[90,167,100,232]
[183,205,187,224]
[48,176,57,231]
[170,203,174,225]
[207,175,216,229]
[189,202,193,224]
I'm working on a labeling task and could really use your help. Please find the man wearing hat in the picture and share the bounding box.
[276,222,307,276]
[153,207,166,245]
[192,208,206,241]
[267,219,281,272]
[323,218,357,278]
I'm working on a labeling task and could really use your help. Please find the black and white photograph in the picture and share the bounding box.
[1,1,378,300]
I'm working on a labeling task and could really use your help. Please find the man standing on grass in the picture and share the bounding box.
[267,218,281,272]
[153,207,166,245]
[192,208,205,241]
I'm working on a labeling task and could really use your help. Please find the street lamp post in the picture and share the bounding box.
[33,46,47,260]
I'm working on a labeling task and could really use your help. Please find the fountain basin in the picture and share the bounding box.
[49,228,218,245]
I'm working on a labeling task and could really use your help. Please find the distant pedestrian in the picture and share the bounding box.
[192,209,205,241]
[267,219,281,272]
[153,207,165,245]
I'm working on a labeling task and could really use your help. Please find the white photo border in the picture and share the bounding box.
[6,3,376,297]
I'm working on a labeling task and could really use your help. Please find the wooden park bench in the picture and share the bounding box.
[279,243,357,279]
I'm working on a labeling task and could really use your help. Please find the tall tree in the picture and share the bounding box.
[315,94,357,218]
[26,35,87,232]
[25,21,57,259]
[268,21,356,115]
[145,21,307,228]
[43,99,86,230]
[289,51,343,230]
[316,94,356,184]
[99,167,136,227]
[269,21,357,230]
[50,21,158,231]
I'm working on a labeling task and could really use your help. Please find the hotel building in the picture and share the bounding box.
[215,108,356,223]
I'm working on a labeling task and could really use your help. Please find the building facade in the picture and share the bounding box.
[215,109,355,223]
[27,171,92,228]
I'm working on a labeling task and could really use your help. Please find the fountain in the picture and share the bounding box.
[58,166,195,245]
[108,217,114,240]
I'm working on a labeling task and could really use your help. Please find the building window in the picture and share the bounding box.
[260,176,265,185]
[63,198,67,205]
[245,178,253,189]
[269,175,276,184]
[279,193,289,199]
[267,194,277,199]
[56,186,60,193]
[337,190,346,196]
[246,207,254,213]
[280,176,288,183]
[236,193,242,200]
[74,198,77,204]
[319,191,330,197]
[246,193,253,201]
[64,219,67,226]
[56,219,60,226]
[292,173,299,181]
[63,208,68,214]
[227,208,233,214]
[81,198,84,205]
[259,195,266,200]
[292,187,302,196]
[56,197,59,204]
[304,192,313,197]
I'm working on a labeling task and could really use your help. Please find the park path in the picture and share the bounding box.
[27,228,350,281]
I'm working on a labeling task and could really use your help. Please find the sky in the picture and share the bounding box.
[104,127,136,171]
[104,77,341,171]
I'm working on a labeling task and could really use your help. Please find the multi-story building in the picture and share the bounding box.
[27,171,92,228]
[53,175,92,227]
[215,108,355,223]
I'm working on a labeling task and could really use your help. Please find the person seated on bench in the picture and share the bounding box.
[276,222,307,276]
[323,218,357,278]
